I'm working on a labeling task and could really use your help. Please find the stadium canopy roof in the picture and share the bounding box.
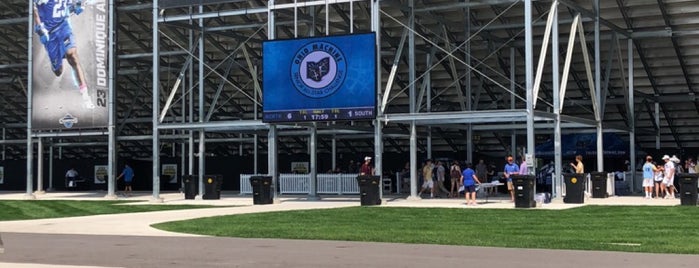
[1,0,699,161]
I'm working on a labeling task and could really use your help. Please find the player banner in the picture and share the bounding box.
[32,0,109,129]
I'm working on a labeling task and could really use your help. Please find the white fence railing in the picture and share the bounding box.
[239,174,266,195]
[239,173,361,195]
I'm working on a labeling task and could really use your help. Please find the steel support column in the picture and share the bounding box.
[629,37,636,183]
[197,5,206,200]
[106,0,117,199]
[373,0,383,201]
[151,0,162,202]
[25,0,35,200]
[309,124,319,200]
[525,0,535,174]
[594,0,604,172]
[408,0,418,199]
[552,5,563,198]
[36,138,44,194]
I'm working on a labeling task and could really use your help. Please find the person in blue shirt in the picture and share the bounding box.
[461,162,481,205]
[33,0,94,109]
[642,155,658,199]
[503,155,519,202]
[117,164,135,196]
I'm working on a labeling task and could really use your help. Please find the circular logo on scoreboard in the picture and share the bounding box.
[291,41,346,98]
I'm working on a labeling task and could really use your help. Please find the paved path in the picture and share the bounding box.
[0,191,696,267]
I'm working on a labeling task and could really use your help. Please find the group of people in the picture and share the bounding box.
[414,156,529,205]
[64,164,134,196]
[642,154,696,199]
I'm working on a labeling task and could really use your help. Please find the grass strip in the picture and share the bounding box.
[154,205,699,254]
[0,200,215,221]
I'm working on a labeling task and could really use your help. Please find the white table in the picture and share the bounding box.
[478,182,504,203]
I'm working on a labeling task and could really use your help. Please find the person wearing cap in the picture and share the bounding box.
[662,155,675,199]
[503,155,519,202]
[642,155,658,199]
[359,156,374,176]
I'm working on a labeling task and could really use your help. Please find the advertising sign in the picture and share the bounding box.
[32,0,109,129]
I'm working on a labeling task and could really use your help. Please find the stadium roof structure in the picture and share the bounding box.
[1,0,699,163]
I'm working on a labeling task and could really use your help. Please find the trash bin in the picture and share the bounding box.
[203,174,222,200]
[590,172,608,198]
[563,173,585,204]
[356,175,381,206]
[249,176,273,205]
[183,175,198,200]
[677,173,698,206]
[511,175,536,208]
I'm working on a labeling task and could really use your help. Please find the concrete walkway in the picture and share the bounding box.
[0,191,696,267]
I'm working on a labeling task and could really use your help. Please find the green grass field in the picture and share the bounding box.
[2,200,696,254]
[153,206,699,254]
[0,200,214,221]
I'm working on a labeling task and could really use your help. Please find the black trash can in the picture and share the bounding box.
[511,175,536,208]
[249,176,274,205]
[563,173,585,204]
[183,175,198,200]
[590,172,608,198]
[356,175,381,206]
[677,173,698,206]
[203,174,222,200]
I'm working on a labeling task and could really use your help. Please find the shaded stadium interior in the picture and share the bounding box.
[2,0,699,193]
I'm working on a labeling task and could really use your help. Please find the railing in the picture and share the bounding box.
[239,173,361,195]
[316,173,361,194]
[239,174,265,195]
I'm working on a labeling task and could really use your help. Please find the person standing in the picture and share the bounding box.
[570,155,584,174]
[461,162,481,205]
[117,164,135,197]
[65,167,79,188]
[662,155,675,199]
[670,155,681,197]
[503,155,519,202]
[347,160,358,173]
[475,159,487,183]
[359,156,374,176]
[450,160,462,198]
[418,159,435,198]
[518,155,528,175]
[654,163,665,198]
[642,155,658,199]
[434,161,450,197]
[686,157,697,174]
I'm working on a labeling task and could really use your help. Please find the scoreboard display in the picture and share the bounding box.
[262,33,377,123]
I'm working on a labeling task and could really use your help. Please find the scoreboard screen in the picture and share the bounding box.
[262,33,376,123]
